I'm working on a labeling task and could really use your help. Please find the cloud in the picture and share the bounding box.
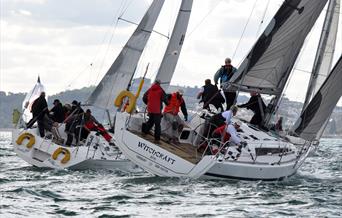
[2,0,149,27]
[0,0,341,108]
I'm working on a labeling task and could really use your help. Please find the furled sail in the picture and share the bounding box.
[292,56,342,141]
[224,0,328,95]
[303,0,340,108]
[86,0,165,110]
[22,76,46,123]
[155,0,193,90]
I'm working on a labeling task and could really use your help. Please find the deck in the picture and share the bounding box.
[129,130,203,164]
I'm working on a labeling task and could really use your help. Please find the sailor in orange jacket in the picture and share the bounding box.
[161,89,188,143]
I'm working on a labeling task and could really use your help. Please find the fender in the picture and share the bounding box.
[114,90,137,113]
[16,133,35,148]
[52,147,71,164]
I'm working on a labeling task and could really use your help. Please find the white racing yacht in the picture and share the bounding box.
[11,0,166,171]
[113,0,341,180]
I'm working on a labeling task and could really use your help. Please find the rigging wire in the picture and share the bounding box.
[232,0,258,60]
[119,0,134,18]
[63,0,128,90]
[186,0,223,38]
[149,1,181,82]
[94,0,131,86]
[131,1,180,87]
[232,0,264,105]
[102,0,157,109]
[94,0,133,121]
[255,0,271,38]
[236,0,271,67]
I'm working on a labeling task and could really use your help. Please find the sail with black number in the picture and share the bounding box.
[87,0,165,110]
[155,0,193,90]
[224,0,328,96]
[292,56,342,141]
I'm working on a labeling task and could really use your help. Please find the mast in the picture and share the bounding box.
[155,0,193,91]
[86,0,165,110]
[303,0,340,109]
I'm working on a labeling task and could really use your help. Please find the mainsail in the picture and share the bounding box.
[22,76,46,123]
[155,0,193,90]
[292,56,342,141]
[303,0,340,108]
[86,0,165,110]
[225,0,328,95]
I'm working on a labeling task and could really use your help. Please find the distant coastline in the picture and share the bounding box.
[1,78,341,136]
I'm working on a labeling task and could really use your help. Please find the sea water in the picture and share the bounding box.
[1,131,341,217]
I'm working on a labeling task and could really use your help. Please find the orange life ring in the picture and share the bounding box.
[114,90,137,113]
[52,147,71,164]
[16,133,35,148]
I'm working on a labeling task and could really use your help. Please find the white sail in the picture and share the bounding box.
[303,0,340,108]
[22,76,46,123]
[86,0,165,110]
[293,56,342,141]
[224,0,328,95]
[155,0,193,90]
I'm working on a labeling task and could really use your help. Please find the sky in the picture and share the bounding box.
[0,0,341,105]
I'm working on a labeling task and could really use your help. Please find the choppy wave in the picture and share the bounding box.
[1,132,341,217]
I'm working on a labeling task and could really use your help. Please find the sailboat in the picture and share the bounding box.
[11,0,165,171]
[113,0,341,180]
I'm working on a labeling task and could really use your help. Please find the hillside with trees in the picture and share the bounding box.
[1,83,341,137]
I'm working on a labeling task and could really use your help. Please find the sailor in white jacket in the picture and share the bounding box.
[226,121,242,145]
[225,121,245,160]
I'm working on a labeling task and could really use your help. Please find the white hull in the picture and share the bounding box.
[114,113,217,178]
[203,141,312,181]
[114,112,312,180]
[204,160,297,181]
[12,128,142,173]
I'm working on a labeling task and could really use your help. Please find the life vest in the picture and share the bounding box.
[164,93,183,115]
[219,65,235,83]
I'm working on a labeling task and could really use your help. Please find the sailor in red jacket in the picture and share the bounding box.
[161,89,188,143]
[142,79,168,143]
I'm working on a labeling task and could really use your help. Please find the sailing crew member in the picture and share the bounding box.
[63,104,72,120]
[71,100,84,114]
[162,89,188,144]
[142,79,168,143]
[83,109,112,142]
[197,79,224,112]
[204,105,238,138]
[226,121,242,145]
[64,101,85,146]
[214,57,237,110]
[50,99,64,123]
[238,91,266,127]
[26,91,49,137]
[210,120,243,154]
